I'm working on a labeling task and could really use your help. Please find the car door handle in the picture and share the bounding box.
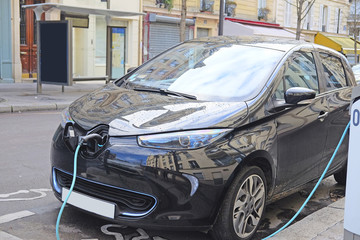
[318,111,329,121]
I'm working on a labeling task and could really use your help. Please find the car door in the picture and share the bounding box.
[316,51,353,174]
[272,50,330,193]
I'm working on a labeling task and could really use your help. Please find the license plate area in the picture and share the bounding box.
[62,188,115,219]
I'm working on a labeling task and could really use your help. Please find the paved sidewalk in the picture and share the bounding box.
[0,82,105,113]
[271,196,345,240]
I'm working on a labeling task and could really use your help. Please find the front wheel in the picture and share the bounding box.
[211,166,267,240]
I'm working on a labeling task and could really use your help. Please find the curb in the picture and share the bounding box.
[0,103,71,113]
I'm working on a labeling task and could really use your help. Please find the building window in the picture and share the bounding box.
[225,0,236,17]
[200,0,214,12]
[304,2,313,30]
[258,0,269,20]
[193,172,204,180]
[20,0,27,45]
[320,5,329,32]
[95,17,106,65]
[285,0,292,27]
[335,8,341,34]
[188,160,200,169]
[184,152,193,159]
[197,28,209,38]
[156,0,170,9]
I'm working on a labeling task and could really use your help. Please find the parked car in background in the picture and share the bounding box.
[51,36,355,240]
[352,63,360,84]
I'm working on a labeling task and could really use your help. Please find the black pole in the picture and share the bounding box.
[219,0,224,35]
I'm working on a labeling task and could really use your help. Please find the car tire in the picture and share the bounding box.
[211,166,267,240]
[334,165,347,185]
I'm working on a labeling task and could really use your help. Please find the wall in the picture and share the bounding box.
[275,0,350,38]
[12,0,22,83]
[0,0,14,83]
[143,0,220,40]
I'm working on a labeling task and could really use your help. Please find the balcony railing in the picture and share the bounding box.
[156,0,170,9]
[200,0,214,13]
[225,1,237,17]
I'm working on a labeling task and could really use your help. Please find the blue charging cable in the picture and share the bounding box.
[55,139,83,240]
[262,121,350,240]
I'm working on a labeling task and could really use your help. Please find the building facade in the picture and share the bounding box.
[4,0,143,83]
[277,0,350,41]
[142,0,220,61]
[0,0,22,83]
[60,0,142,80]
[224,0,350,42]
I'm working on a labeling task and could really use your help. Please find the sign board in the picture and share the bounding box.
[39,21,72,86]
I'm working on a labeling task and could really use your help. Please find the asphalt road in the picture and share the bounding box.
[0,111,345,240]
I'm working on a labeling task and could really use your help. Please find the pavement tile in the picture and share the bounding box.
[271,198,345,240]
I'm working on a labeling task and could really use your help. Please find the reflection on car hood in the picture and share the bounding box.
[69,83,248,136]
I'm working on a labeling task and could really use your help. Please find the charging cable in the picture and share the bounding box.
[55,139,83,240]
[56,133,105,240]
[262,121,350,240]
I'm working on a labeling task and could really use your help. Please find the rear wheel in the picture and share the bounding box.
[334,164,347,185]
[211,166,267,240]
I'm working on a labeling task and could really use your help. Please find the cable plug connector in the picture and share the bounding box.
[79,133,108,156]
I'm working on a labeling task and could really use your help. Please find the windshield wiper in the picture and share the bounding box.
[133,87,197,100]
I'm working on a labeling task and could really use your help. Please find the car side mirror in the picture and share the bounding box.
[285,87,316,105]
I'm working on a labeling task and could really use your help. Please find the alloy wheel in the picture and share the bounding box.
[232,174,266,238]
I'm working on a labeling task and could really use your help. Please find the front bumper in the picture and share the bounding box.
[50,124,239,229]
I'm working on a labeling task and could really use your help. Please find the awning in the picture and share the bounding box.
[224,19,304,40]
[314,32,360,55]
[23,3,145,20]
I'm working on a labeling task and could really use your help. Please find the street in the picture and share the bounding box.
[0,111,345,240]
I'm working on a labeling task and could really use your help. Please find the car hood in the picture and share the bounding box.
[69,83,248,136]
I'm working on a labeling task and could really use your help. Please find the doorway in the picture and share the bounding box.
[109,27,126,79]
[20,0,44,78]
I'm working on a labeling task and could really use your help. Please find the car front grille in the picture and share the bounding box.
[54,168,157,217]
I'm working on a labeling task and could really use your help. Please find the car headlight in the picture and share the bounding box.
[137,129,232,150]
[60,107,74,128]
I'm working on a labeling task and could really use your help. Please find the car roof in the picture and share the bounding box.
[189,36,312,52]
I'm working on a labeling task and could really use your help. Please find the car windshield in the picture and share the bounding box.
[120,41,285,101]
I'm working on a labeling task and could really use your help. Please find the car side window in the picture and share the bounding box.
[275,51,319,100]
[319,52,347,90]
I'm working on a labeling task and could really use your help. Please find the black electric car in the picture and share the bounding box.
[51,36,354,240]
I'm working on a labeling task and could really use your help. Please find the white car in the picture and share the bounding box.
[352,64,360,84]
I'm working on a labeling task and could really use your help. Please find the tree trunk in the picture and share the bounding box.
[180,0,187,42]
[296,13,302,40]
[296,0,303,40]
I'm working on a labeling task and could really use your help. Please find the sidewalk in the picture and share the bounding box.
[0,82,105,113]
[271,198,345,240]
[0,82,347,240]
